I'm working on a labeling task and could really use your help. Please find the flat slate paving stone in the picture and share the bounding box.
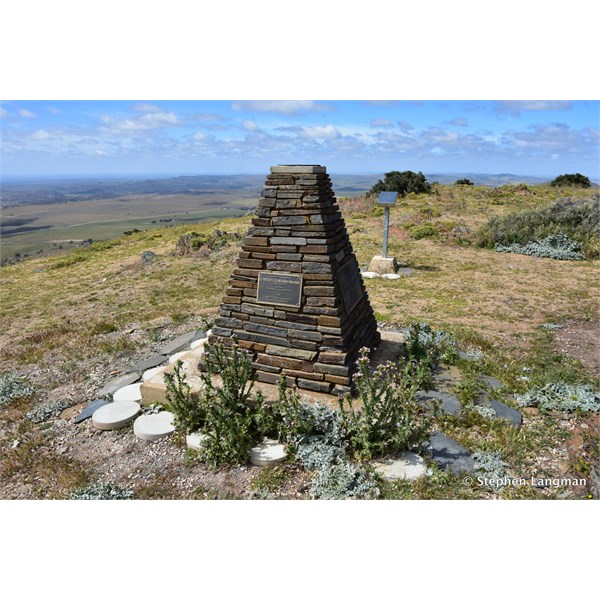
[92,402,141,430]
[142,366,167,382]
[396,267,415,276]
[250,440,287,466]
[133,411,176,441]
[372,452,428,481]
[131,355,167,372]
[159,331,199,356]
[98,372,141,396]
[169,350,190,364]
[73,399,110,424]
[416,390,462,416]
[458,350,482,362]
[479,375,504,390]
[186,431,208,450]
[489,399,523,427]
[428,431,475,474]
[113,383,143,403]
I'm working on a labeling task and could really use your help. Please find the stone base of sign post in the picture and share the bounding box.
[368,255,398,275]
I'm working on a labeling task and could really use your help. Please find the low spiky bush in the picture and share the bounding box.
[478,195,599,259]
[495,233,585,260]
[516,383,600,413]
[0,372,36,408]
[69,481,133,500]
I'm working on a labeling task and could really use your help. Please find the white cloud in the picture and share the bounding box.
[232,100,333,114]
[242,120,260,131]
[192,132,207,141]
[31,129,52,140]
[302,124,341,140]
[397,120,414,131]
[48,106,60,115]
[18,109,36,118]
[0,106,8,118]
[99,110,181,132]
[495,101,572,115]
[132,103,162,113]
[447,118,468,127]
[370,118,393,128]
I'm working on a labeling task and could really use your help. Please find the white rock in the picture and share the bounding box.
[186,431,208,450]
[169,351,189,364]
[372,452,428,481]
[133,411,176,441]
[361,271,380,279]
[92,402,140,430]
[113,383,142,403]
[142,366,166,382]
[190,337,208,350]
[382,273,401,280]
[250,440,287,466]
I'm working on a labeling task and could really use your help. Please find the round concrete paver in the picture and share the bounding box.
[142,366,166,382]
[133,411,176,441]
[361,271,380,279]
[186,431,208,450]
[382,273,401,280]
[372,452,428,481]
[113,383,142,403]
[250,440,287,466]
[169,351,189,364]
[190,337,208,350]
[92,402,141,431]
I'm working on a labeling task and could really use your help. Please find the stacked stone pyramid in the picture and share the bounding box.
[209,165,379,395]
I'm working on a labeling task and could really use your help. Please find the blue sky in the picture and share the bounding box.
[1,100,598,179]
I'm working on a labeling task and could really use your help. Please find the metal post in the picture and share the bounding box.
[382,206,390,258]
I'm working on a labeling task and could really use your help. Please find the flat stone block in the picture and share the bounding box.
[73,399,110,424]
[98,372,141,397]
[372,452,428,481]
[159,331,199,355]
[428,431,474,474]
[142,365,167,383]
[250,439,288,466]
[190,337,207,350]
[490,399,523,427]
[133,411,176,441]
[169,350,190,364]
[416,390,462,416]
[271,165,326,174]
[113,383,143,403]
[130,355,166,372]
[368,255,398,275]
[186,431,208,450]
[92,402,141,430]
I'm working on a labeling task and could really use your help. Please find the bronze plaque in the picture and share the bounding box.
[257,272,303,308]
[338,260,363,315]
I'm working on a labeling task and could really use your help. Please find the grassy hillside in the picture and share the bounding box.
[1,183,598,499]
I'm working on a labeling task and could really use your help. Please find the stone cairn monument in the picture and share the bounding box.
[208,165,380,395]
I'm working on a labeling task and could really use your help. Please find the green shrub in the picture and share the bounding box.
[26,398,73,423]
[410,224,439,240]
[338,348,434,461]
[550,173,592,188]
[368,170,431,197]
[69,481,133,500]
[164,361,205,434]
[405,322,459,365]
[455,178,474,186]
[478,195,600,259]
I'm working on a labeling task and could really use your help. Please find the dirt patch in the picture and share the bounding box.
[553,316,600,377]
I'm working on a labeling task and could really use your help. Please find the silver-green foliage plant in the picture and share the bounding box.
[405,322,458,365]
[339,348,434,461]
[69,481,133,500]
[473,451,508,490]
[0,372,36,408]
[495,233,585,260]
[309,460,379,500]
[516,383,600,413]
[26,398,72,423]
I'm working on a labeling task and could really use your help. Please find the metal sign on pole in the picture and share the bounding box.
[376,192,398,259]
